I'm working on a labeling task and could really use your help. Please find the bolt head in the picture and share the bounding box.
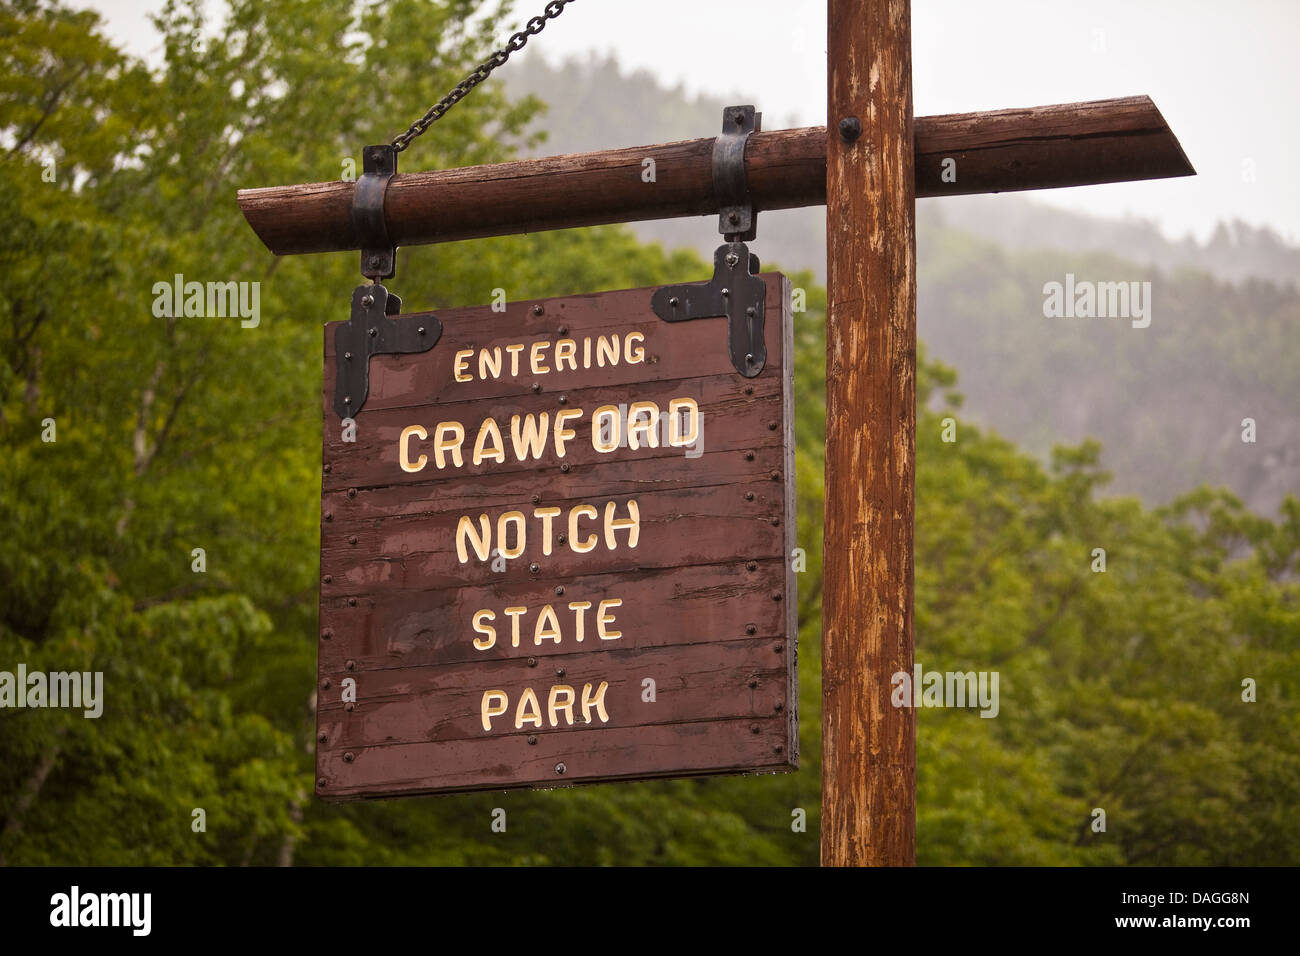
[668,296,679,307]
[361,294,374,308]
[528,735,538,745]
[529,562,540,574]
[839,116,862,142]
[532,304,544,315]
[555,762,567,775]
[527,657,537,667]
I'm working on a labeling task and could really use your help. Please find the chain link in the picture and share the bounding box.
[391,0,573,153]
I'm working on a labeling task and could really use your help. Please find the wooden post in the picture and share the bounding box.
[822,0,917,866]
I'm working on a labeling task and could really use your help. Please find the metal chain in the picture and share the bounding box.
[391,0,573,153]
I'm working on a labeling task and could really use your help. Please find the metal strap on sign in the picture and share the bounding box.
[333,284,441,420]
[352,144,398,281]
[651,105,767,378]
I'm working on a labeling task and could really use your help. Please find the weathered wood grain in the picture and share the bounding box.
[317,717,792,799]
[240,97,1194,256]
[822,0,917,867]
[318,638,790,747]
[317,275,797,799]
[319,558,788,672]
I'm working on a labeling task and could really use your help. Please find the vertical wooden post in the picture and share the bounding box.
[822,0,917,866]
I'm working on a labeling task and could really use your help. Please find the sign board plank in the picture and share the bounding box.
[317,274,797,799]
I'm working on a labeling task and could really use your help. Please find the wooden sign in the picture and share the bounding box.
[316,274,798,798]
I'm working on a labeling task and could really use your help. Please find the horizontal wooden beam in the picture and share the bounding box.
[238,95,1194,257]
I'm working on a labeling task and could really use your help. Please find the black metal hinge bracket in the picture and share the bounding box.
[352,144,398,280]
[650,105,766,377]
[334,284,441,420]
[714,104,761,241]
[651,241,766,377]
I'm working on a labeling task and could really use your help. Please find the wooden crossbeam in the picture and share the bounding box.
[238,95,1193,257]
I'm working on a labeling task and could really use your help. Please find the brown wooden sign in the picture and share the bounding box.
[316,274,797,799]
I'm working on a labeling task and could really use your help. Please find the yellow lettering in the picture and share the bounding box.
[504,606,527,648]
[530,340,551,374]
[596,334,619,368]
[668,397,699,446]
[555,338,577,371]
[604,500,640,550]
[456,514,491,563]
[568,601,592,642]
[548,685,576,726]
[592,405,620,453]
[581,681,610,723]
[627,401,659,450]
[505,343,525,376]
[497,510,525,559]
[510,413,550,461]
[399,424,428,473]
[534,506,561,556]
[554,408,583,458]
[434,421,465,469]
[625,331,645,364]
[597,599,623,640]
[472,609,496,650]
[454,349,473,383]
[472,418,506,465]
[478,347,502,381]
[481,690,508,731]
[534,605,562,645]
[569,505,598,553]
[515,687,543,729]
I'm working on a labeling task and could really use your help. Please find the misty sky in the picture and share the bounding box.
[83,0,1300,245]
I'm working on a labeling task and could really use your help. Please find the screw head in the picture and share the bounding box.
[770,470,780,481]
[323,574,333,584]
[746,624,757,635]
[317,777,328,789]
[324,512,333,521]
[746,307,755,317]
[668,296,679,307]
[721,287,730,297]
[343,751,355,763]
[555,585,564,596]
[557,533,567,544]
[750,724,761,735]
[749,679,758,689]
[344,702,355,712]
[728,211,739,224]
[555,762,567,775]
[361,294,374,308]
[527,657,537,667]
[321,679,332,690]
[839,116,862,142]
[531,382,541,393]
[417,326,425,335]
[560,463,570,473]
[745,492,755,502]
[323,463,332,473]
[528,735,538,745]
[558,395,567,405]
[344,351,353,360]
[532,304,544,315]
[772,591,783,601]
[558,325,568,335]
[347,534,358,545]
[321,627,333,639]
[556,667,566,677]
[347,487,357,498]
[368,327,377,337]
[347,597,357,607]
[345,659,356,671]
[531,494,541,504]
[318,732,328,743]
[529,562,540,574]
[746,561,757,571]
[745,451,755,462]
